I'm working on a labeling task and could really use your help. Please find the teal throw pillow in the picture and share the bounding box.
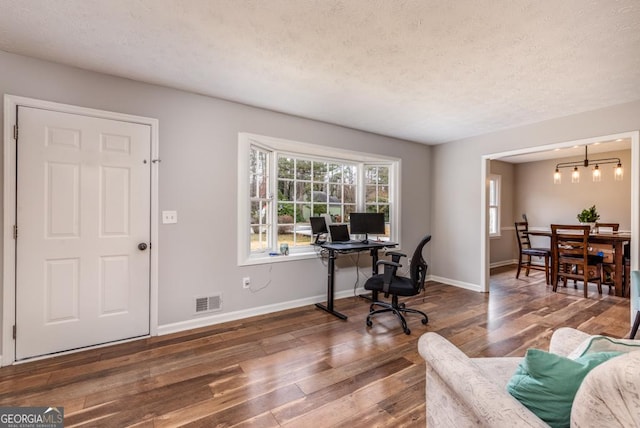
[507,349,622,428]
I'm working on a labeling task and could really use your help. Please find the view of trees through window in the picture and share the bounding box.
[249,144,393,254]
[365,166,390,228]
[249,147,271,251]
[277,155,357,248]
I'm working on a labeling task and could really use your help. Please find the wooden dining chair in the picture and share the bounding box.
[515,221,550,284]
[595,222,619,233]
[594,222,619,294]
[551,224,604,298]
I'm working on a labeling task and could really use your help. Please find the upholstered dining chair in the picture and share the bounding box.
[514,221,550,284]
[364,234,430,335]
[551,224,603,298]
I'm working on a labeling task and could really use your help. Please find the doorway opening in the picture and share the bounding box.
[480,131,640,293]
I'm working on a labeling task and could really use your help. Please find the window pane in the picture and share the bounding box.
[344,204,356,221]
[328,184,342,203]
[489,180,496,205]
[296,159,312,180]
[251,225,270,251]
[313,161,327,181]
[251,201,266,224]
[250,149,268,175]
[312,204,327,215]
[366,185,376,202]
[365,166,377,185]
[378,185,389,202]
[489,207,497,234]
[328,163,342,183]
[278,180,294,201]
[299,203,311,221]
[343,185,356,204]
[295,182,311,201]
[329,204,343,222]
[278,156,294,179]
[379,205,390,221]
[377,167,389,184]
[343,165,357,184]
[278,202,294,220]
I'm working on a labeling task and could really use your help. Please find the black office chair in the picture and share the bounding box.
[364,234,430,335]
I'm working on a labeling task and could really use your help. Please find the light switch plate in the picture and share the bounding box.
[162,210,178,224]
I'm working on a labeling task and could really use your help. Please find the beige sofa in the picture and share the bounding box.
[418,328,640,427]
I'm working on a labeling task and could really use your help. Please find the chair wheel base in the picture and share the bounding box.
[366,300,428,335]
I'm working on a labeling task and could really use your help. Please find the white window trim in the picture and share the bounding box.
[238,133,401,266]
[489,174,501,237]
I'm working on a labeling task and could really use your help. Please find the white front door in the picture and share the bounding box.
[15,106,151,360]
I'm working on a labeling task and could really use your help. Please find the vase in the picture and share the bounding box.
[580,222,597,233]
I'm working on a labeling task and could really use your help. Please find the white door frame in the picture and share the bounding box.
[480,130,640,293]
[2,94,160,366]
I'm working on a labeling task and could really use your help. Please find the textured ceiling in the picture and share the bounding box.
[1,0,640,144]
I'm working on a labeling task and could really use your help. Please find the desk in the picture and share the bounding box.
[316,241,397,320]
[528,230,630,297]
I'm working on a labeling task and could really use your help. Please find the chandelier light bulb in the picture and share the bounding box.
[571,166,580,183]
[615,162,624,181]
[592,164,601,182]
[553,168,561,184]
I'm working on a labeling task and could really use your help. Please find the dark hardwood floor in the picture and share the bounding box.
[0,266,631,427]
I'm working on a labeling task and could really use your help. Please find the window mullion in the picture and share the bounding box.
[357,162,365,211]
[269,149,279,250]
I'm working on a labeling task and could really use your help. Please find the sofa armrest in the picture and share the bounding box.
[418,333,548,427]
[549,327,591,356]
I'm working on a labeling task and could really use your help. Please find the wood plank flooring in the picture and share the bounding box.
[0,266,631,427]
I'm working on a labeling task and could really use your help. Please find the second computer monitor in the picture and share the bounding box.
[309,216,329,244]
[349,212,385,240]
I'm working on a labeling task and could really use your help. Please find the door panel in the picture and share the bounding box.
[16,106,151,360]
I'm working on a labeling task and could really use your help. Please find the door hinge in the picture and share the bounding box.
[12,325,16,340]
[13,124,18,141]
[13,225,18,239]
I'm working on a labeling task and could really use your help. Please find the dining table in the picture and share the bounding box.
[527,229,631,297]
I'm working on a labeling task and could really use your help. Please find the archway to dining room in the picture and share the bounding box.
[480,131,640,297]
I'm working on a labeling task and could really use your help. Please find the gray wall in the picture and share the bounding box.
[431,101,640,287]
[0,50,432,335]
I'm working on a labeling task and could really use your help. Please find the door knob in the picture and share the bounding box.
[138,243,148,251]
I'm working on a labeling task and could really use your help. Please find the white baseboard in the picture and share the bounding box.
[490,259,518,268]
[158,276,485,337]
[157,287,365,336]
[427,275,483,293]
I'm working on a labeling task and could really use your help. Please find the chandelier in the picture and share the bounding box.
[553,146,623,184]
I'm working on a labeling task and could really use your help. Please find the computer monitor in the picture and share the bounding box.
[349,212,385,242]
[309,216,328,245]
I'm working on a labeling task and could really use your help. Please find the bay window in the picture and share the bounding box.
[238,133,400,265]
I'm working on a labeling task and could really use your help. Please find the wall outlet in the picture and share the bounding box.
[242,277,250,288]
[162,210,178,224]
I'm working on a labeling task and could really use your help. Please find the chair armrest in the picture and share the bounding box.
[418,333,547,427]
[376,260,401,268]
[386,250,406,263]
[549,327,591,356]
[386,250,406,258]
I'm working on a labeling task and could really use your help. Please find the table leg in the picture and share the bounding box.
[359,248,380,302]
[315,248,348,320]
